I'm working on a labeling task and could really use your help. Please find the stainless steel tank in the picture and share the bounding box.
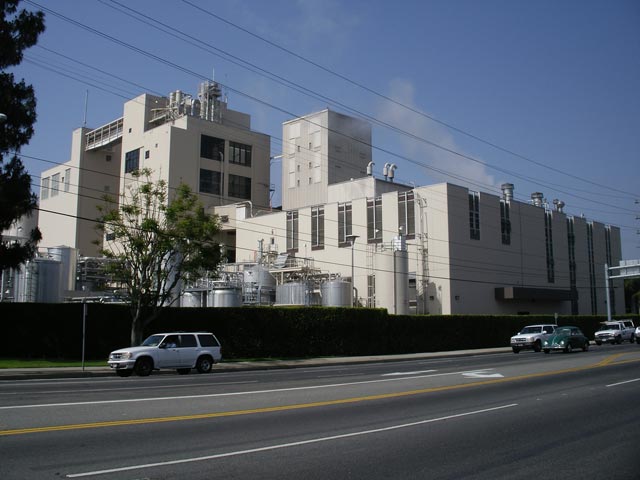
[208,287,242,307]
[321,280,351,307]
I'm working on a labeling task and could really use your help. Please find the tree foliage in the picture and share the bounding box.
[0,0,45,270]
[95,169,222,345]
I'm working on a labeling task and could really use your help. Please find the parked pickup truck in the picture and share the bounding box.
[510,324,556,353]
[594,320,635,345]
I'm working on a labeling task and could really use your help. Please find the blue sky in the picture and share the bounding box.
[11,0,640,256]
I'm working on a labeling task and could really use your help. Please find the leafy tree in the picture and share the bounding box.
[0,0,45,270]
[95,169,222,346]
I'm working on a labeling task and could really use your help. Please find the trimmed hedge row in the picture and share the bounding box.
[1,302,637,360]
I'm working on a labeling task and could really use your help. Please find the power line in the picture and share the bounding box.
[179,0,637,200]
[25,1,637,217]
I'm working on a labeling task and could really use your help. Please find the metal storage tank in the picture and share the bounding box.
[321,280,351,307]
[376,241,409,315]
[208,287,242,307]
[14,258,62,303]
[275,282,320,306]
[243,265,276,288]
[47,246,77,291]
[181,290,205,308]
[243,265,276,305]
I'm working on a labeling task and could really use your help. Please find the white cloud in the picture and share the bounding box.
[378,78,497,191]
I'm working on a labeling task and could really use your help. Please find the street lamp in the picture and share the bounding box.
[345,234,359,307]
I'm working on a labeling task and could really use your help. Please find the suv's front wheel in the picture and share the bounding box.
[196,355,213,374]
[134,357,153,376]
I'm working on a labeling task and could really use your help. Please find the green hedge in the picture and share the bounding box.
[1,303,637,361]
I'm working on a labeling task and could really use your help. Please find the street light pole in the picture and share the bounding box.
[346,234,359,307]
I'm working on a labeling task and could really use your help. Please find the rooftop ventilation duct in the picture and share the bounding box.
[553,199,565,213]
[366,161,374,176]
[531,192,544,207]
[501,183,514,202]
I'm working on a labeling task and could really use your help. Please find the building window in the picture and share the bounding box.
[124,149,140,173]
[544,211,554,283]
[367,197,382,243]
[587,222,597,314]
[338,202,352,247]
[469,191,480,240]
[286,210,298,252]
[311,206,324,249]
[398,191,415,238]
[367,274,376,307]
[500,200,511,245]
[145,150,150,159]
[229,141,252,166]
[51,173,60,197]
[199,168,221,196]
[106,155,112,162]
[567,217,578,314]
[228,174,251,199]
[200,134,225,160]
[64,168,71,192]
[41,176,49,200]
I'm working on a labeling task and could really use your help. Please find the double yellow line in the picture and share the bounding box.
[2,353,638,437]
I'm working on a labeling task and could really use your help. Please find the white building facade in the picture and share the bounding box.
[32,96,624,314]
[38,82,271,259]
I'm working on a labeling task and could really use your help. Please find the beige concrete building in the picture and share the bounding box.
[38,81,270,258]
[34,97,624,315]
[229,178,624,315]
[220,108,624,316]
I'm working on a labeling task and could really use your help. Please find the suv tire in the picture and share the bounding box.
[134,357,153,376]
[196,355,213,374]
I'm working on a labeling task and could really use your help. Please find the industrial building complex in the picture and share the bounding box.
[1,82,626,316]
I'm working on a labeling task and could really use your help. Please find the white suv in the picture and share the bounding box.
[108,332,222,377]
[510,324,556,353]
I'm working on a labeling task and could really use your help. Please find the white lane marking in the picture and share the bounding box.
[0,369,495,410]
[0,381,258,396]
[65,403,518,478]
[383,370,437,376]
[463,371,504,379]
[606,378,640,387]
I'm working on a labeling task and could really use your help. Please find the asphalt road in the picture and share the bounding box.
[1,344,640,479]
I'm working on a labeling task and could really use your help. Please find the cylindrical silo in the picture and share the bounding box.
[321,280,351,307]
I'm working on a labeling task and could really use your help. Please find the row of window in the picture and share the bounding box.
[41,168,71,199]
[286,192,416,252]
[199,168,251,200]
[124,135,252,176]
[201,134,252,166]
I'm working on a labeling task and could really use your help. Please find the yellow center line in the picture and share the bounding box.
[2,353,639,437]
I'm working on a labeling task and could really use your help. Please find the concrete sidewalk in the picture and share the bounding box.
[0,347,511,380]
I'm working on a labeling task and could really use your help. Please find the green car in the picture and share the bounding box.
[543,326,590,354]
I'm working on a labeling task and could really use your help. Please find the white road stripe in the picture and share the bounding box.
[65,403,518,478]
[382,370,437,376]
[606,378,640,387]
[0,369,491,410]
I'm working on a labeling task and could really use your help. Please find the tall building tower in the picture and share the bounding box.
[38,81,271,258]
[281,109,372,210]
